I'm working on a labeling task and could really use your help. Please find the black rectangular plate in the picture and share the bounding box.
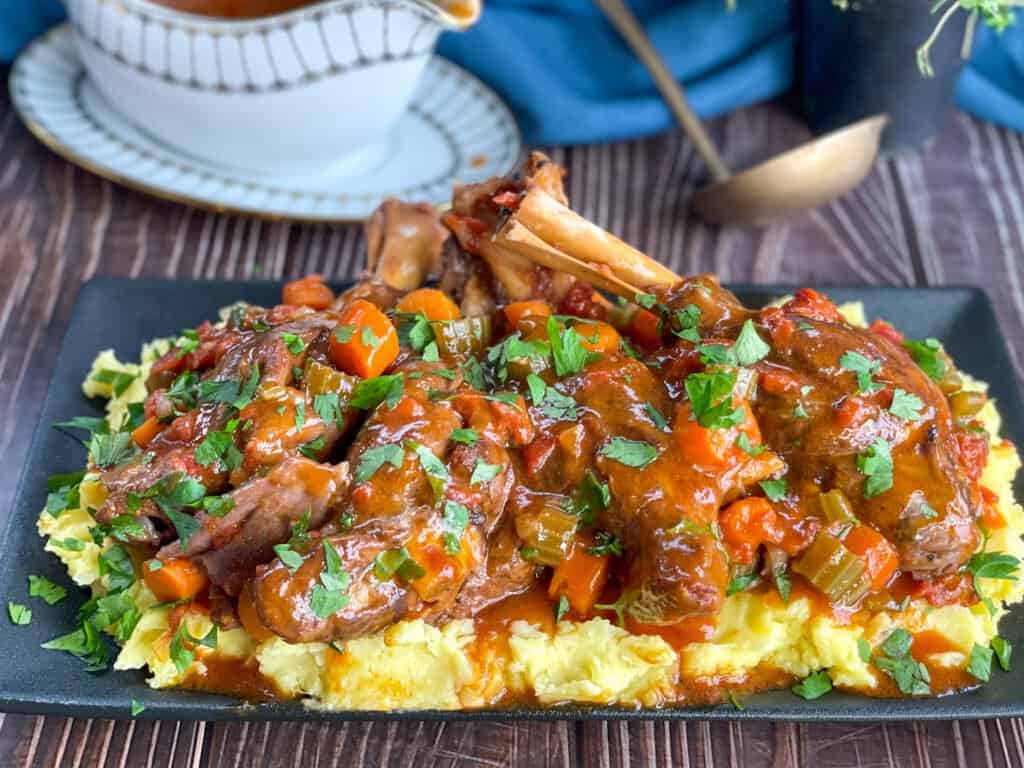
[2,277,1023,722]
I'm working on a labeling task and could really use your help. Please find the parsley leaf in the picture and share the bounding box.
[554,595,570,622]
[526,374,579,420]
[299,435,326,459]
[373,547,426,582]
[774,568,791,603]
[673,304,701,342]
[697,344,737,366]
[873,629,930,695]
[903,338,946,382]
[198,377,241,405]
[635,292,657,309]
[410,442,448,498]
[28,575,67,605]
[760,478,788,502]
[734,320,771,365]
[98,544,136,592]
[566,470,611,526]
[645,401,668,430]
[599,437,658,468]
[442,500,470,554]
[992,636,1013,671]
[685,370,744,430]
[451,428,479,445]
[890,389,924,421]
[202,495,234,517]
[313,393,344,428]
[735,432,765,456]
[967,551,1020,582]
[131,700,145,717]
[8,602,31,625]
[968,643,994,681]
[839,351,883,394]
[354,443,405,483]
[587,531,623,557]
[361,326,381,349]
[333,325,356,344]
[470,459,501,486]
[92,368,138,397]
[232,364,261,410]
[309,540,351,619]
[792,670,832,700]
[281,333,307,354]
[350,374,404,410]
[88,432,136,468]
[857,438,893,498]
[858,637,872,663]
[727,572,758,596]
[273,543,303,573]
[547,316,598,377]
[194,430,242,472]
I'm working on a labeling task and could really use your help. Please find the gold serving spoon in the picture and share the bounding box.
[593,0,888,226]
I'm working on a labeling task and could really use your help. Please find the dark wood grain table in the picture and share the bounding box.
[3,72,1024,766]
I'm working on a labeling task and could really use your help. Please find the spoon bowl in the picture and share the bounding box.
[690,114,889,226]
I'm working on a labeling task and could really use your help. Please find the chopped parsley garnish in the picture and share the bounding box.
[450,428,479,445]
[45,470,85,517]
[645,401,668,430]
[889,389,924,421]
[202,495,234,517]
[697,344,736,367]
[99,544,136,592]
[966,551,1020,583]
[299,435,326,459]
[526,374,579,420]
[599,437,658,468]
[462,357,487,390]
[470,459,501,486]
[735,432,765,456]
[198,377,242,405]
[333,325,356,343]
[920,501,938,519]
[839,350,883,394]
[857,637,872,663]
[361,326,381,349]
[903,337,946,382]
[351,374,404,410]
[92,368,137,397]
[774,568,791,603]
[566,470,611,526]
[289,510,311,547]
[587,531,623,557]
[792,670,832,700]
[760,478,788,502]
[396,312,433,353]
[442,500,470,554]
[727,572,758,595]
[232,364,261,410]
[857,438,893,498]
[54,415,109,439]
[554,595,570,622]
[673,304,701,342]
[373,547,426,582]
[422,341,440,362]
[28,575,67,606]
[992,636,1013,671]
[169,622,218,675]
[173,328,200,358]
[194,430,242,472]
[968,643,994,681]
[131,700,145,717]
[309,540,351,619]
[734,320,771,365]
[685,370,744,430]
[8,602,31,625]
[88,431,136,468]
[484,392,520,406]
[872,628,930,695]
[355,443,404,483]
[281,332,307,354]
[547,316,599,377]
[635,292,657,309]
[409,442,448,498]
[313,393,344,428]
[793,402,809,419]
[294,401,306,430]
[273,543,303,573]
[51,537,85,552]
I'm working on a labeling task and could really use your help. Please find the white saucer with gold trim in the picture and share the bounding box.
[9,24,521,221]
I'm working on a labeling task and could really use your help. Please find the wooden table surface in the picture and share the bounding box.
[3,74,1024,766]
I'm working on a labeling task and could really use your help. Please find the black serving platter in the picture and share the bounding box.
[2,277,1023,722]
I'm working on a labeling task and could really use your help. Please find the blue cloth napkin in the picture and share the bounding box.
[5,0,1024,144]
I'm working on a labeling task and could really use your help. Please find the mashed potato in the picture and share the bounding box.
[37,309,1024,710]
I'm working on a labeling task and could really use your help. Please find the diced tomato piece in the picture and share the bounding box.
[869,319,905,345]
[718,497,784,566]
[956,429,990,481]
[558,281,606,320]
[782,288,842,323]
[329,299,399,379]
[282,274,334,310]
[626,308,662,349]
[492,190,520,209]
[909,572,977,608]
[842,525,899,591]
[834,395,871,429]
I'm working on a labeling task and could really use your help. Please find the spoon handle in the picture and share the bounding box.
[593,0,732,183]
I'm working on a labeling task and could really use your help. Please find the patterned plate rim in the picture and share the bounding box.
[8,23,522,222]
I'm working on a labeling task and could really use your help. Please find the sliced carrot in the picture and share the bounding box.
[131,416,164,449]
[718,497,783,566]
[503,300,552,328]
[843,525,898,591]
[576,320,621,355]
[673,400,760,471]
[626,308,662,349]
[396,288,461,322]
[237,586,275,642]
[329,299,400,379]
[282,274,334,310]
[143,557,209,603]
[548,536,609,616]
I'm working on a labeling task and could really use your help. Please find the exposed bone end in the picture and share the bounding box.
[364,199,449,291]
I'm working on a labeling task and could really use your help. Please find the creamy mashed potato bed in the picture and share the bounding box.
[37,307,1024,710]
